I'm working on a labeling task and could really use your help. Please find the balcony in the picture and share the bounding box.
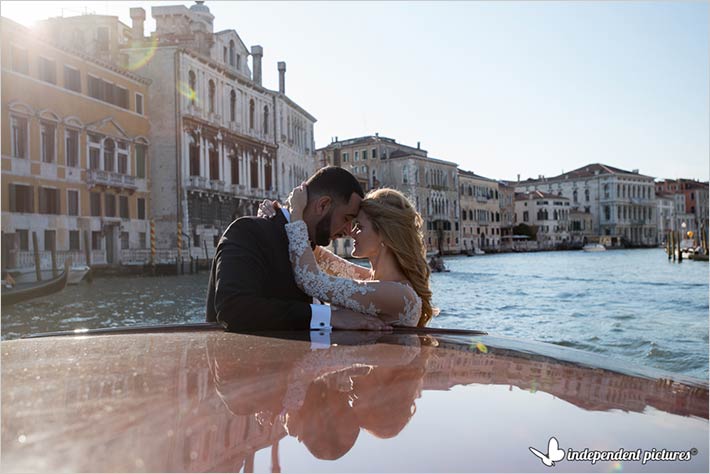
[87,170,138,191]
[209,180,225,192]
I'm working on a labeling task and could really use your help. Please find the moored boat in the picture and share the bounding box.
[582,243,606,252]
[1,259,71,307]
[7,264,90,285]
[1,323,707,472]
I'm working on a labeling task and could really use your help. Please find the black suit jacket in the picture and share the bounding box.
[205,211,313,331]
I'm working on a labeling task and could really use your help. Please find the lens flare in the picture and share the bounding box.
[469,340,488,353]
[126,36,158,71]
[178,81,198,104]
[610,461,624,472]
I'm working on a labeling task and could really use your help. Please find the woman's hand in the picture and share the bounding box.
[287,184,308,222]
[257,199,280,219]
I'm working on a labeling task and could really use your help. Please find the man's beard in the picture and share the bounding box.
[314,210,333,246]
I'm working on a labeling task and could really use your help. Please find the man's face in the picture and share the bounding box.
[313,193,362,246]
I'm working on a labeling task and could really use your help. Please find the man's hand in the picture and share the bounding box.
[331,307,392,331]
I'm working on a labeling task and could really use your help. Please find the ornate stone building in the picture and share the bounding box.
[458,170,500,252]
[514,191,571,249]
[40,2,316,257]
[317,135,461,255]
[1,17,151,273]
[121,2,316,256]
[515,164,657,247]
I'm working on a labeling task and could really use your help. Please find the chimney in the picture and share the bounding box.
[375,132,379,137]
[130,7,146,41]
[277,61,286,94]
[251,45,263,86]
[417,141,420,149]
[517,174,520,183]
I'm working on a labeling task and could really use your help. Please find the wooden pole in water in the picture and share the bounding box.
[671,230,676,261]
[666,231,671,260]
[32,231,41,281]
[677,231,683,262]
[203,240,209,261]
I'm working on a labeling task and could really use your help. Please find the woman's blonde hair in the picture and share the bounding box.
[360,188,437,327]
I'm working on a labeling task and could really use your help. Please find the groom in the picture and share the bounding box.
[206,166,389,332]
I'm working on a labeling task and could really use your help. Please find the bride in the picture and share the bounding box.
[263,185,437,327]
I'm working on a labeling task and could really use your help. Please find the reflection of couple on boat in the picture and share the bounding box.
[206,166,438,334]
[207,332,437,466]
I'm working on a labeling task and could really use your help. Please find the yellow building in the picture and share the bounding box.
[1,17,151,274]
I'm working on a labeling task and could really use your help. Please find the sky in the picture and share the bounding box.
[2,0,708,182]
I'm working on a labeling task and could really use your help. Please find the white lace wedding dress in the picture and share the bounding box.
[284,220,422,326]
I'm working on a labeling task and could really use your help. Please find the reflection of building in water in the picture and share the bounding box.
[4,333,706,473]
[424,344,708,419]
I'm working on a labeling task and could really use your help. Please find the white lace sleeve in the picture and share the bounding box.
[315,246,371,280]
[285,220,422,326]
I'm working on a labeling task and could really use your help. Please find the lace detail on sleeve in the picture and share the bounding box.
[285,220,422,326]
[398,291,422,327]
[285,221,376,315]
[315,247,371,280]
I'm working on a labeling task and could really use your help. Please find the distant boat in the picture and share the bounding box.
[582,243,606,252]
[1,259,71,307]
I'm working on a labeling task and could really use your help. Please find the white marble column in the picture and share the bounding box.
[258,156,264,190]
[270,157,276,191]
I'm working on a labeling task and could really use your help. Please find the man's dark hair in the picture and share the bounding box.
[306,166,364,204]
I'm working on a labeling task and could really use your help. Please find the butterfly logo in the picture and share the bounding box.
[529,437,565,467]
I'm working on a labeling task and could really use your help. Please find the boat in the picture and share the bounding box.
[1,259,71,307]
[1,323,707,472]
[582,243,606,252]
[7,264,90,285]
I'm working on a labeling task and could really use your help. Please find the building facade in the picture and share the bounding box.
[122,3,316,257]
[514,191,570,249]
[497,181,515,250]
[1,17,152,272]
[458,170,501,251]
[515,164,657,247]
[317,135,461,255]
[655,179,708,241]
[40,2,316,258]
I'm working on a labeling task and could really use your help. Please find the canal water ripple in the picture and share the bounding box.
[2,249,707,379]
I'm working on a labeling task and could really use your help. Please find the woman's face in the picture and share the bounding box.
[351,210,381,259]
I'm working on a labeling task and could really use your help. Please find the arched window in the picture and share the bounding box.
[229,89,236,122]
[208,80,215,114]
[573,189,578,202]
[263,106,269,134]
[188,71,196,105]
[229,146,239,185]
[208,141,219,180]
[189,133,200,176]
[229,40,235,67]
[584,189,590,202]
[249,99,255,129]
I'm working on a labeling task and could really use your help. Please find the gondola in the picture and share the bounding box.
[1,258,71,307]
